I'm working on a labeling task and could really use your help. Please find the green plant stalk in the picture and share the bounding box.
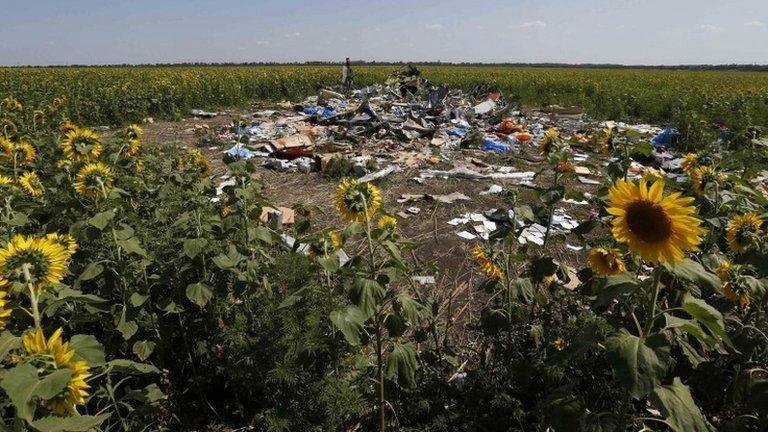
[22,263,41,329]
[542,170,560,247]
[642,267,662,338]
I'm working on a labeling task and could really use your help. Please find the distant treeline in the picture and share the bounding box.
[7,61,768,72]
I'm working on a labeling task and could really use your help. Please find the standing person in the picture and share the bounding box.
[342,57,353,92]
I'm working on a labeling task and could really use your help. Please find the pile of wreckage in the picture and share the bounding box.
[196,66,708,248]
[209,66,595,181]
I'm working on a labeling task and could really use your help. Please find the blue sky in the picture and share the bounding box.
[1,0,766,66]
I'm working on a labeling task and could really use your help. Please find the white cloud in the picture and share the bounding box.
[698,24,722,32]
[255,40,270,46]
[615,24,626,30]
[744,20,766,28]
[519,20,546,29]
[284,32,302,38]
[425,23,445,30]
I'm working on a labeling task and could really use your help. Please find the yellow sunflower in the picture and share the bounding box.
[127,138,142,156]
[126,124,143,140]
[0,137,13,159]
[539,128,560,154]
[15,142,36,164]
[726,213,762,254]
[309,229,342,256]
[690,166,720,194]
[56,159,73,170]
[179,149,210,177]
[377,215,398,230]
[19,171,44,197]
[0,175,14,188]
[22,328,91,415]
[0,235,69,289]
[74,162,113,199]
[716,260,750,307]
[472,245,503,280]
[58,121,78,135]
[2,97,23,113]
[606,178,704,263]
[60,128,102,163]
[552,337,567,351]
[0,290,11,330]
[45,233,78,258]
[598,127,615,156]
[334,179,382,222]
[715,260,731,282]
[681,153,699,175]
[588,247,626,275]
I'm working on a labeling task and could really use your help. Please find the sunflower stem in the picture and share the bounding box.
[22,263,41,328]
[642,267,662,338]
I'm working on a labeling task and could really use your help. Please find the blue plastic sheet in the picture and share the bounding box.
[446,127,467,138]
[482,139,510,153]
[651,128,679,147]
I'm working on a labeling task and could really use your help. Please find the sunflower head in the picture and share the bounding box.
[56,159,73,170]
[0,137,13,159]
[377,215,398,231]
[309,229,342,256]
[179,149,211,177]
[472,245,503,280]
[0,290,11,330]
[598,127,615,155]
[0,175,14,188]
[22,328,91,415]
[1,118,18,139]
[539,128,561,154]
[19,171,44,197]
[334,179,382,222]
[125,124,144,140]
[2,97,24,113]
[681,153,699,175]
[45,233,78,259]
[74,162,113,200]
[60,128,102,163]
[606,178,704,263]
[726,212,762,254]
[127,139,142,157]
[716,260,732,282]
[715,260,751,307]
[0,235,69,289]
[14,142,36,165]
[58,121,78,135]
[691,166,721,194]
[588,247,626,275]
[552,337,567,351]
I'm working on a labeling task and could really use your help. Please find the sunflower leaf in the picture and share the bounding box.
[606,330,671,399]
[663,259,720,293]
[384,343,419,389]
[30,414,110,432]
[330,306,366,346]
[682,294,734,349]
[70,334,106,366]
[650,378,714,432]
[87,209,115,231]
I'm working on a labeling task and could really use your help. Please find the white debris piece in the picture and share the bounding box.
[456,231,477,240]
[479,184,503,195]
[412,276,436,285]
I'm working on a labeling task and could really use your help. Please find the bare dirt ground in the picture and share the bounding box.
[135,113,603,340]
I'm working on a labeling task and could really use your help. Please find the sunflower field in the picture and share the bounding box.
[0,74,768,432]
[1,65,767,137]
